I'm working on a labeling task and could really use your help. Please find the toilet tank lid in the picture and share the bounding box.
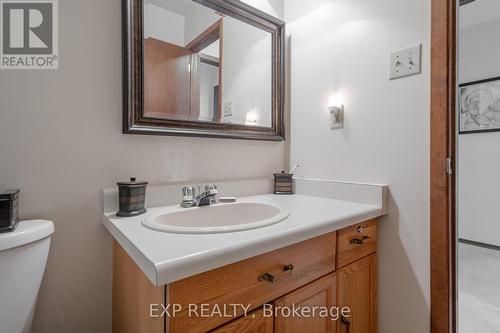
[0,220,54,252]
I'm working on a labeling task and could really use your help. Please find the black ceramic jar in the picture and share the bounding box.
[0,189,20,233]
[116,178,148,217]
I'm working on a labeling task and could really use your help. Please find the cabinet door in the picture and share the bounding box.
[274,273,337,333]
[210,307,273,333]
[337,255,376,333]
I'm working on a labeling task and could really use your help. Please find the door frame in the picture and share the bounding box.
[430,0,457,332]
[186,19,224,121]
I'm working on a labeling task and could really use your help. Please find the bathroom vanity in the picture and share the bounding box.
[103,178,387,333]
[113,219,376,333]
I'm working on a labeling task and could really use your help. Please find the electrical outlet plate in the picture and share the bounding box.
[390,44,422,80]
[224,101,233,117]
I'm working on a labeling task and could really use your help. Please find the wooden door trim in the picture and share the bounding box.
[186,20,223,121]
[186,19,222,52]
[430,0,457,332]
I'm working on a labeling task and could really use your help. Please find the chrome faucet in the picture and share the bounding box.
[181,184,219,208]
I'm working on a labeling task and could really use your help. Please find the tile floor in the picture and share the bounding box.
[459,242,500,333]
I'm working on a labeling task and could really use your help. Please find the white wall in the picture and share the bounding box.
[0,0,284,332]
[459,0,500,30]
[285,0,430,332]
[244,0,283,19]
[458,17,500,246]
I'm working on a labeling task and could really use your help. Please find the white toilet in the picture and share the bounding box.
[0,220,54,333]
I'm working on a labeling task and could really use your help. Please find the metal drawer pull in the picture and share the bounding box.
[258,264,294,283]
[350,236,370,245]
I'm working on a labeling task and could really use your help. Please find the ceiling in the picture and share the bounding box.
[148,0,189,16]
[460,0,500,30]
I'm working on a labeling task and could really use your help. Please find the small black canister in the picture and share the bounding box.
[116,178,148,217]
[0,189,20,233]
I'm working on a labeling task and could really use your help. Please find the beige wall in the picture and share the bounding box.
[0,0,284,332]
[285,0,430,332]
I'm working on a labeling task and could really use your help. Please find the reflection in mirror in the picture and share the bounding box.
[143,0,273,128]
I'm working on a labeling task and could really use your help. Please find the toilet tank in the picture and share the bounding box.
[0,220,54,333]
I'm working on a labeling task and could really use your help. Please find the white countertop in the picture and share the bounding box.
[103,193,384,286]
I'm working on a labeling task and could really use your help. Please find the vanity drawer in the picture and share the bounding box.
[337,219,377,268]
[168,232,336,333]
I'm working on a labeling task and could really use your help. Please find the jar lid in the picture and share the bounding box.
[117,178,148,186]
[274,171,292,177]
[0,189,20,199]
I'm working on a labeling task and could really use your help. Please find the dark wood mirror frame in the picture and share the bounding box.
[122,0,286,141]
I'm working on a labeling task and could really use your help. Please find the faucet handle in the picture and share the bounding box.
[182,186,196,201]
[205,184,218,195]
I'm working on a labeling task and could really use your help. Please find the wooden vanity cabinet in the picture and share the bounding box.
[112,218,378,333]
[210,307,273,333]
[337,255,376,333]
[337,219,377,269]
[274,273,337,333]
[336,219,377,333]
[169,232,336,333]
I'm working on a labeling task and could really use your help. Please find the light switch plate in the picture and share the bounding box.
[224,101,233,117]
[390,44,422,80]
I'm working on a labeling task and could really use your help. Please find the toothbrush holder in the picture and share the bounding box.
[273,172,294,195]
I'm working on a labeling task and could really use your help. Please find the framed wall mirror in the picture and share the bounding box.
[123,0,286,141]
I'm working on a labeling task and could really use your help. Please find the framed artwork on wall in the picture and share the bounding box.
[459,76,500,134]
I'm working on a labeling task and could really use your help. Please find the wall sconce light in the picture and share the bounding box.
[328,93,344,129]
[329,105,344,129]
[245,110,258,125]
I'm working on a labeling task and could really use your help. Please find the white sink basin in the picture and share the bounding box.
[142,202,290,234]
